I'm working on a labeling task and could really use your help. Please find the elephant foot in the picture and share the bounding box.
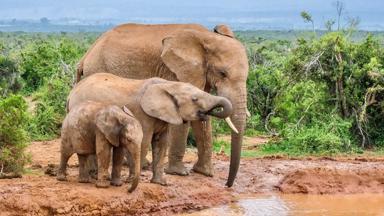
[110,178,123,187]
[56,173,67,181]
[165,162,189,176]
[96,180,110,188]
[193,162,214,177]
[89,169,98,180]
[142,158,151,171]
[150,177,167,186]
[78,177,91,183]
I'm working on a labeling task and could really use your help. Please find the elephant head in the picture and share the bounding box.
[140,80,234,125]
[95,105,143,192]
[160,25,248,187]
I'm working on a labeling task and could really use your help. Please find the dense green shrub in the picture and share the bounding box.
[243,30,384,155]
[0,95,30,174]
[19,40,60,92]
[270,81,330,130]
[285,33,384,147]
[29,73,73,140]
[19,37,84,93]
[262,115,356,155]
[0,43,22,97]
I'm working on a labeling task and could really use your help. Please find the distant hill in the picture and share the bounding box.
[0,0,383,31]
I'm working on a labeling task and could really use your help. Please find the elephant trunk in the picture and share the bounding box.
[128,175,139,193]
[128,149,141,193]
[225,87,247,187]
[207,97,233,119]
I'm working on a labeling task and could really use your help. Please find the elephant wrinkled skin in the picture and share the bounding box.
[77,23,249,186]
[58,101,143,192]
[67,73,233,185]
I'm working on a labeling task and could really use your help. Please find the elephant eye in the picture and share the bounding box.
[218,70,227,78]
[192,96,198,102]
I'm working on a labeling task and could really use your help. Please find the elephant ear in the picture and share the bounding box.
[213,24,235,38]
[95,106,124,147]
[161,30,206,89]
[140,83,183,125]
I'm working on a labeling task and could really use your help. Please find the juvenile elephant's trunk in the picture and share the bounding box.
[128,150,141,193]
[207,97,233,119]
[128,176,139,193]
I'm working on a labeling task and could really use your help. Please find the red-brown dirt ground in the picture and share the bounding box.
[1,138,384,215]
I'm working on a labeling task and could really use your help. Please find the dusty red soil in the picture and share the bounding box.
[278,167,384,194]
[1,138,384,215]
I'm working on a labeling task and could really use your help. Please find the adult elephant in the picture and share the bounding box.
[77,23,248,187]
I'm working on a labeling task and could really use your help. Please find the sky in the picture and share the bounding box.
[1,0,383,30]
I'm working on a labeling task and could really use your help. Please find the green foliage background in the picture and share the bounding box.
[0,32,97,174]
[243,28,384,155]
[0,95,30,174]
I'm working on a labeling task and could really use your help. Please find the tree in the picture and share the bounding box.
[300,11,315,33]
[333,1,345,31]
[325,19,336,32]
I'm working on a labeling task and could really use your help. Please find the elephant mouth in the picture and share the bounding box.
[197,110,209,121]
[197,105,224,121]
[206,105,224,117]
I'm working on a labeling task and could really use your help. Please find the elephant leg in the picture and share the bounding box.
[141,157,151,170]
[165,123,189,176]
[78,154,91,183]
[191,117,214,177]
[57,150,72,181]
[140,126,153,171]
[111,146,124,186]
[150,132,168,185]
[85,155,98,179]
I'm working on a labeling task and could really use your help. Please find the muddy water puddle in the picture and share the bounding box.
[183,194,384,216]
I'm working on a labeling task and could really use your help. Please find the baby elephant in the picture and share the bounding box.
[57,101,143,193]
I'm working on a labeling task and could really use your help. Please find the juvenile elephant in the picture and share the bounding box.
[77,23,249,186]
[67,73,236,185]
[57,101,143,192]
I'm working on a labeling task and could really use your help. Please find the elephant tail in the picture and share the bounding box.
[65,98,70,113]
[76,30,111,83]
[76,58,84,83]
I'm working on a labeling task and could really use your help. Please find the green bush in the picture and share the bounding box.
[0,95,30,174]
[29,74,73,140]
[262,115,356,155]
[19,40,60,92]
[271,81,330,130]
[0,32,96,144]
[0,43,22,97]
[19,37,85,93]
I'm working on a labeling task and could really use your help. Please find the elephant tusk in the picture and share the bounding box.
[246,109,251,118]
[225,117,239,134]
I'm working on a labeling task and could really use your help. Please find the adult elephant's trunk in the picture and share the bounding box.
[224,86,247,187]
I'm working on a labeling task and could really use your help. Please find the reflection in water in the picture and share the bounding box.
[183,194,384,216]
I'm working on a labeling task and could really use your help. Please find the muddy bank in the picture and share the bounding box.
[0,174,231,215]
[0,139,232,216]
[1,139,384,215]
[278,167,384,194]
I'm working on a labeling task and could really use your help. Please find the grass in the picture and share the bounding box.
[211,136,384,159]
[212,138,274,158]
